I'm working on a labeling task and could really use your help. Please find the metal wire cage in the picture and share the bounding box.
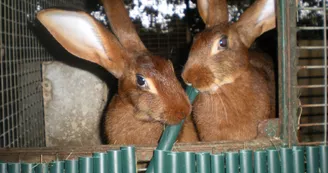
[0,0,87,147]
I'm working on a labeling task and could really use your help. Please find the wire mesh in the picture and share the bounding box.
[0,0,86,148]
[137,20,189,75]
[0,0,189,148]
[297,0,328,145]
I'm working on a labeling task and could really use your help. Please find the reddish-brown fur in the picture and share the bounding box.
[182,0,276,141]
[37,0,199,145]
[105,53,199,144]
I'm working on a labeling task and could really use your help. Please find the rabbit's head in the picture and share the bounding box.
[37,0,191,125]
[182,0,276,92]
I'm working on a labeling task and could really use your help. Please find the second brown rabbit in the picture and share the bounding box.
[182,0,276,141]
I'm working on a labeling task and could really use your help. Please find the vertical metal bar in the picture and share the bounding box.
[278,0,298,146]
[0,0,5,148]
[4,0,9,148]
[13,0,18,147]
[20,2,28,147]
[278,0,289,145]
[9,0,15,148]
[17,0,23,148]
[323,0,327,145]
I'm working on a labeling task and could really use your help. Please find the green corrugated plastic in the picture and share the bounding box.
[0,145,327,173]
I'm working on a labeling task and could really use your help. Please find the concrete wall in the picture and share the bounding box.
[42,61,109,146]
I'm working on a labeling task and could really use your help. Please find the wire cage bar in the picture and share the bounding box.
[278,0,299,146]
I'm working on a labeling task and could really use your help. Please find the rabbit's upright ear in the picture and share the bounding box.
[101,0,147,52]
[197,0,228,27]
[37,9,125,78]
[234,0,276,48]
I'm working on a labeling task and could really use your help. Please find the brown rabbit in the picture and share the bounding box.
[37,0,199,145]
[181,0,276,141]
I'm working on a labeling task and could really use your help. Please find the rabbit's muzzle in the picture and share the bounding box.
[182,64,216,92]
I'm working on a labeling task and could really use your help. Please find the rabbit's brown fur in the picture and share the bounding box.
[37,0,199,145]
[105,54,199,144]
[182,0,276,141]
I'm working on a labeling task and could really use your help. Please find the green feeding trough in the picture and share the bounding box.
[0,145,327,173]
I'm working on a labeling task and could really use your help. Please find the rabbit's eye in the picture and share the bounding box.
[218,35,228,48]
[136,74,147,87]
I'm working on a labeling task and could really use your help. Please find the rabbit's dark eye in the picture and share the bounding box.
[136,74,147,87]
[218,35,228,48]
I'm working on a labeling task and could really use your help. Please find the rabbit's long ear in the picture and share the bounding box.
[197,0,228,27]
[234,0,276,48]
[101,0,147,52]
[37,9,126,78]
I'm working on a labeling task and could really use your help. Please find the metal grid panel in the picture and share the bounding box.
[0,0,86,148]
[297,0,328,145]
[138,20,189,74]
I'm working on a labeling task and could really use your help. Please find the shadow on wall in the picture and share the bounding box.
[28,13,118,146]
